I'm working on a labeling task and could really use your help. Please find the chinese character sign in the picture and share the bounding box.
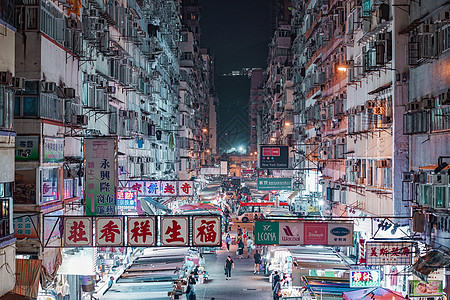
[178,181,194,196]
[85,138,117,216]
[193,217,221,246]
[43,137,64,163]
[64,217,92,247]
[95,217,123,246]
[144,181,161,196]
[366,242,413,265]
[116,190,137,214]
[350,270,381,288]
[127,217,155,246]
[15,136,39,161]
[161,181,177,196]
[160,217,188,246]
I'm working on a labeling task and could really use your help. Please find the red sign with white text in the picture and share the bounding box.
[303,222,328,245]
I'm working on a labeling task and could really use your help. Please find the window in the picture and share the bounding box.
[431,107,450,132]
[0,87,14,130]
[382,168,392,188]
[403,110,429,134]
[434,186,446,208]
[41,168,60,204]
[23,96,39,116]
[0,198,10,237]
[443,24,450,52]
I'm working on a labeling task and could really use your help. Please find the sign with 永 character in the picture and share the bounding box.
[127,217,155,247]
[192,216,221,246]
[95,217,123,247]
[160,216,188,246]
[85,138,117,216]
[64,217,92,247]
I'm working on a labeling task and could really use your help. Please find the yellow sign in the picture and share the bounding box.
[307,206,319,212]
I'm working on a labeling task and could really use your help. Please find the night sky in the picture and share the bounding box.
[200,0,271,153]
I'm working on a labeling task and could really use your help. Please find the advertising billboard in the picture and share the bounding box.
[366,242,413,265]
[409,280,443,297]
[257,178,292,191]
[350,269,381,288]
[259,145,289,169]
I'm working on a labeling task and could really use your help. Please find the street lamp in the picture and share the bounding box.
[284,121,291,127]
[336,62,404,82]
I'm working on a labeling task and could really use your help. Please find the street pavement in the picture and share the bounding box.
[193,243,272,300]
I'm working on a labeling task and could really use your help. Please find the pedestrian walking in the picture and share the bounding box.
[246,235,254,257]
[253,250,261,274]
[272,280,282,300]
[188,271,196,290]
[224,256,234,280]
[225,233,231,252]
[237,236,244,259]
[237,225,242,237]
[272,271,280,289]
[193,266,199,281]
[185,284,196,300]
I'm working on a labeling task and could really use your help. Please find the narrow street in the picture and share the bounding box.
[194,244,272,300]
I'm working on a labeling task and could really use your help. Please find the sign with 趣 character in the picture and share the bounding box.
[161,181,177,196]
[85,138,117,216]
[160,216,189,246]
[366,242,413,265]
[64,217,92,247]
[95,217,123,247]
[127,217,156,247]
[193,216,221,246]
[178,181,194,196]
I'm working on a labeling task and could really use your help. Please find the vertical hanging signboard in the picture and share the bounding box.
[85,138,117,216]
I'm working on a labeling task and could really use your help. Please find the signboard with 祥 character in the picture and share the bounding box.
[95,217,123,247]
[161,181,177,196]
[192,216,221,246]
[64,217,92,247]
[127,217,156,247]
[178,181,194,196]
[350,269,381,288]
[85,138,117,216]
[160,216,189,246]
[366,242,413,265]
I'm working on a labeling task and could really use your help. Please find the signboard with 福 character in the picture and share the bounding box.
[84,138,117,216]
[127,217,156,247]
[64,217,92,247]
[95,217,123,247]
[160,216,189,246]
[192,216,221,246]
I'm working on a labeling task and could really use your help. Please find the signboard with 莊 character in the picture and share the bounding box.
[85,138,117,216]
[366,242,413,265]
[64,217,92,247]
[350,269,381,288]
[127,217,156,247]
[95,217,123,247]
[160,216,189,246]
[192,216,221,246]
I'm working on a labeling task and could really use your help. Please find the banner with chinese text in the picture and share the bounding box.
[60,215,221,248]
[122,180,194,197]
[85,138,117,215]
[366,242,413,265]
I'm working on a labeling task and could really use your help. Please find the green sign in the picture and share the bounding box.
[362,0,372,16]
[257,178,292,191]
[15,136,39,161]
[44,137,64,163]
[254,221,279,244]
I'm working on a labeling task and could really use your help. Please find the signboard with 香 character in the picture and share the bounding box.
[193,216,221,246]
[95,217,123,247]
[127,217,156,246]
[64,217,92,247]
[160,216,188,246]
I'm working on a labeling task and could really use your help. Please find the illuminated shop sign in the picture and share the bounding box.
[350,269,381,288]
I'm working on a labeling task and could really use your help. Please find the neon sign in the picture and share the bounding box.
[350,269,381,288]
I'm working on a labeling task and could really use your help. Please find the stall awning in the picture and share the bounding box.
[12,259,42,298]
[141,197,171,214]
[343,287,405,300]
[288,191,299,200]
[412,250,450,282]
[419,164,450,171]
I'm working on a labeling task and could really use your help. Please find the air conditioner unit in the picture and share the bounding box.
[64,88,76,99]
[406,102,422,111]
[41,82,56,93]
[0,71,13,86]
[423,97,435,109]
[106,86,116,93]
[418,184,432,207]
[356,105,365,113]
[13,77,25,90]
[365,100,376,109]
[88,9,99,18]
[413,173,426,183]
[439,91,450,105]
[75,114,88,126]
[427,174,449,185]
[376,159,391,168]
[402,172,413,182]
